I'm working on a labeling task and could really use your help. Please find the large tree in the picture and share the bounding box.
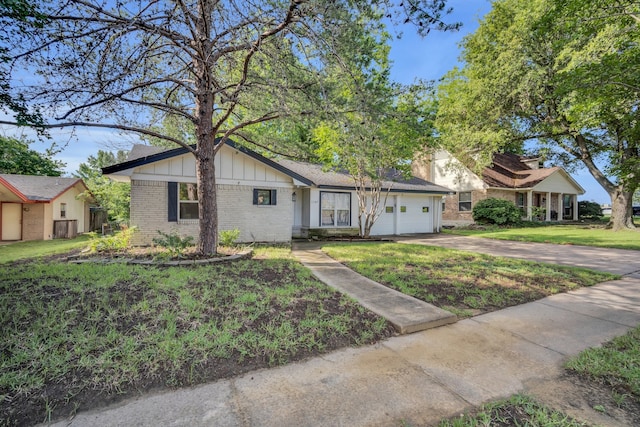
[0,135,64,176]
[312,12,436,237]
[435,0,639,230]
[2,0,457,254]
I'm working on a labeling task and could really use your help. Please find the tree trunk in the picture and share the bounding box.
[607,187,636,231]
[193,1,218,255]
[196,141,218,255]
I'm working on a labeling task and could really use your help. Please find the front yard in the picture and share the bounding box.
[445,223,640,250]
[0,236,630,426]
[0,247,394,426]
[322,242,616,318]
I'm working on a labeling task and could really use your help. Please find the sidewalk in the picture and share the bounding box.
[49,237,640,427]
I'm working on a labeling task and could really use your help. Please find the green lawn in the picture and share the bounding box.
[445,224,640,250]
[323,242,616,318]
[0,234,91,263]
[0,247,393,425]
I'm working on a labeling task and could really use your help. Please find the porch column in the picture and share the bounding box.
[573,194,579,220]
[545,192,552,221]
[526,190,533,221]
[558,193,564,221]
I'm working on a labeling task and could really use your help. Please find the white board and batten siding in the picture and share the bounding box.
[133,144,293,189]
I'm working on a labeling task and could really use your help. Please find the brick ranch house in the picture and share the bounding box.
[102,140,453,245]
[412,151,585,226]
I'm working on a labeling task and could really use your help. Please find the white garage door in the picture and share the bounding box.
[398,197,433,234]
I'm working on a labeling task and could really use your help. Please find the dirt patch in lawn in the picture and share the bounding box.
[526,372,640,426]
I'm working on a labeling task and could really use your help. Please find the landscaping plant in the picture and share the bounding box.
[472,198,521,225]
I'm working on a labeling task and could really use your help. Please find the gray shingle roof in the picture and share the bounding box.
[107,142,452,194]
[0,174,85,201]
[277,159,452,193]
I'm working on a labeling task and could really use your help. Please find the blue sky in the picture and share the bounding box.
[5,0,610,203]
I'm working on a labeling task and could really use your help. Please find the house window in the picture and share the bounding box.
[458,192,472,211]
[253,189,277,206]
[320,192,350,226]
[423,206,430,213]
[385,206,394,213]
[400,206,406,213]
[60,203,67,218]
[516,192,526,215]
[179,183,199,220]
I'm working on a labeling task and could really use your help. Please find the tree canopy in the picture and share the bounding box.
[435,0,639,230]
[2,0,458,253]
[0,135,64,176]
[75,150,130,222]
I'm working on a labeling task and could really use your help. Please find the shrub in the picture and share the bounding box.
[578,200,604,220]
[152,230,195,258]
[88,225,137,252]
[219,228,240,247]
[472,198,521,225]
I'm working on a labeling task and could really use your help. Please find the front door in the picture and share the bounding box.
[1,203,22,240]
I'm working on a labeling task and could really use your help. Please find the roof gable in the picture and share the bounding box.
[103,140,451,194]
[0,174,87,202]
[482,153,582,192]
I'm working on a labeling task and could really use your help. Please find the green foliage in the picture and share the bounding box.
[75,150,130,222]
[530,206,546,221]
[0,135,64,175]
[578,201,604,220]
[472,198,522,225]
[438,394,586,426]
[88,226,137,253]
[152,230,195,258]
[435,0,640,229]
[219,229,240,247]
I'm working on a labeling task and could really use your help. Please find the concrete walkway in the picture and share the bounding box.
[48,237,640,427]
[292,241,457,334]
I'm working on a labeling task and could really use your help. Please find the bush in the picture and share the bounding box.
[152,230,195,258]
[472,198,522,225]
[219,228,240,247]
[88,226,137,252]
[578,200,604,220]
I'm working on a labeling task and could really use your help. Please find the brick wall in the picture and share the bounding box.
[130,180,293,246]
[442,189,518,226]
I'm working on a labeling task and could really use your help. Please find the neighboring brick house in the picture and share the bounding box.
[103,140,453,245]
[0,174,92,241]
[412,151,585,226]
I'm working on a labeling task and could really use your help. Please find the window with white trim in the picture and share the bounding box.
[458,192,472,211]
[60,203,67,218]
[320,192,350,226]
[179,183,199,220]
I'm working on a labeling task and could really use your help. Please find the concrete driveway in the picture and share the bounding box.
[396,233,640,278]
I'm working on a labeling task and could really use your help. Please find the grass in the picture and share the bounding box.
[566,324,640,399]
[322,242,617,318]
[0,235,91,263]
[0,247,394,425]
[438,326,640,426]
[438,394,587,426]
[444,223,640,250]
